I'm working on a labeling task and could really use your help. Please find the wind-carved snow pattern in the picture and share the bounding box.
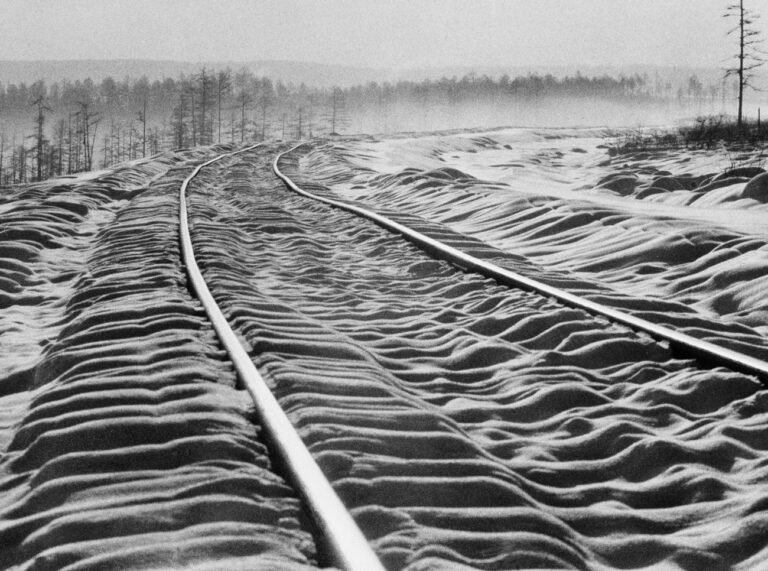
[187,145,768,570]
[2,133,768,570]
[0,149,318,569]
[298,129,768,353]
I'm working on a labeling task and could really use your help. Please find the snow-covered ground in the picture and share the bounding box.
[2,132,768,570]
[300,128,768,345]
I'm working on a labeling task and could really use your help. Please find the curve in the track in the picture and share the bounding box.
[274,143,768,385]
[180,144,385,571]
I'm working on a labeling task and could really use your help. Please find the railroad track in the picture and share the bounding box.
[274,143,768,385]
[181,143,768,570]
[2,141,765,569]
[179,144,384,571]
[0,149,329,570]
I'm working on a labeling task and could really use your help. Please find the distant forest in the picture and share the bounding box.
[0,67,736,185]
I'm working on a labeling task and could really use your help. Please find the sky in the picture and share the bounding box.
[0,0,765,70]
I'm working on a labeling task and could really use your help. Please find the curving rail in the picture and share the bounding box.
[179,144,385,571]
[274,143,768,385]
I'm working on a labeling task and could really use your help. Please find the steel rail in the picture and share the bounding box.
[274,143,768,385]
[179,144,385,571]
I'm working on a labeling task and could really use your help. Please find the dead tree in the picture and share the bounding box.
[724,0,765,127]
[66,114,75,174]
[15,143,28,184]
[76,101,99,171]
[326,87,349,135]
[30,95,52,181]
[254,79,274,141]
[216,70,231,143]
[196,68,216,145]
[0,133,5,185]
[137,97,148,157]
[235,89,251,143]
[102,134,110,168]
[233,68,252,143]
[55,118,66,175]
[172,90,188,148]
[128,120,134,160]
[331,87,340,134]
[186,81,197,147]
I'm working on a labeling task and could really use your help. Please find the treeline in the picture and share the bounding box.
[0,68,715,185]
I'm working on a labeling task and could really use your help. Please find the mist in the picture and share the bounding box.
[2,62,763,186]
[345,98,709,135]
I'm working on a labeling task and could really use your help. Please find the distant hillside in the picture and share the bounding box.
[0,59,747,83]
[0,59,386,88]
[398,64,765,86]
[0,59,765,98]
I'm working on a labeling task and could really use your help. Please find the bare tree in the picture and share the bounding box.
[326,86,349,134]
[14,142,28,184]
[216,70,231,143]
[102,134,110,168]
[256,79,273,141]
[67,113,75,174]
[197,67,212,145]
[76,101,99,171]
[235,89,251,143]
[172,89,188,148]
[330,87,341,134]
[0,132,6,185]
[55,118,66,175]
[127,120,134,160]
[137,97,148,157]
[233,68,253,143]
[185,80,197,147]
[191,67,216,145]
[296,106,303,139]
[724,0,765,127]
[30,95,52,181]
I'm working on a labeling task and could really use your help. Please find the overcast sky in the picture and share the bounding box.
[0,0,765,70]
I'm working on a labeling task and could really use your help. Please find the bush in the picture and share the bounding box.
[605,129,683,156]
[680,114,768,149]
[607,114,768,156]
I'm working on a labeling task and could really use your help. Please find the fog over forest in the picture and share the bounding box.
[1,0,767,185]
[0,60,761,186]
